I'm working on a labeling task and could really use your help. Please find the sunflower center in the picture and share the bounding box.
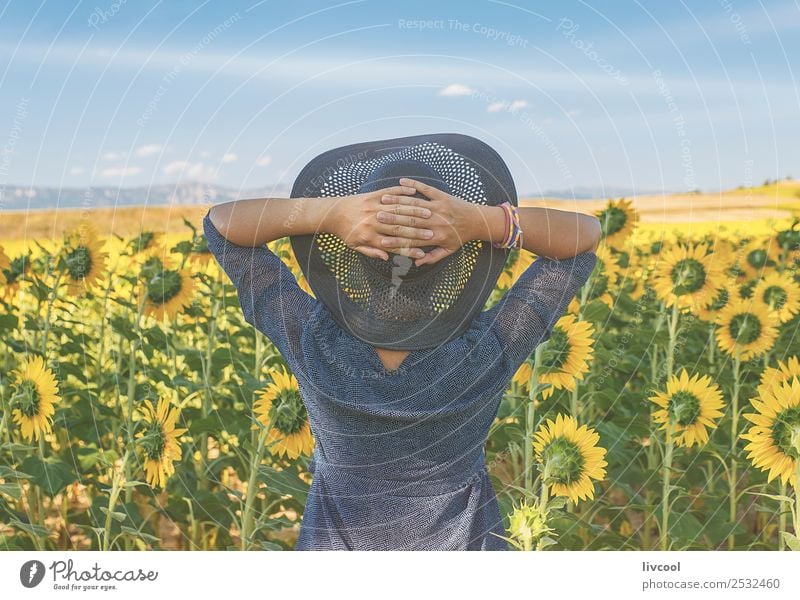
[138,423,167,461]
[11,379,41,418]
[747,248,769,270]
[762,285,788,310]
[270,389,307,435]
[600,206,627,237]
[770,406,800,459]
[667,390,701,427]
[542,327,571,370]
[541,437,585,485]
[146,270,182,305]
[670,258,706,295]
[65,245,92,280]
[729,312,762,345]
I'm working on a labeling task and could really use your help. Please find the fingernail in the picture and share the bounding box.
[414,249,424,257]
[381,238,389,246]
[377,212,385,221]
[421,209,431,217]
[424,230,434,238]
[399,178,409,184]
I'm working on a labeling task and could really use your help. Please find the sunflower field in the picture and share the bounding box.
[1,200,800,551]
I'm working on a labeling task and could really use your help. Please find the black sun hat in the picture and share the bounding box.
[289,132,517,350]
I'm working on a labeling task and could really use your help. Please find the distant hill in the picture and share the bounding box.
[0,181,678,211]
[0,182,290,211]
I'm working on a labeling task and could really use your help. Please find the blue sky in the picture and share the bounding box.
[1,0,798,197]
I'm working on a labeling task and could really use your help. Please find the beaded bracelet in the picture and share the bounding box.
[492,202,524,249]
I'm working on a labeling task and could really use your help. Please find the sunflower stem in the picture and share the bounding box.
[777,480,787,550]
[660,422,674,551]
[240,428,268,551]
[254,332,263,379]
[124,291,147,508]
[102,449,129,551]
[666,301,679,381]
[727,349,742,550]
[524,344,544,495]
[199,290,221,492]
[536,463,551,551]
[95,267,115,374]
[35,435,48,548]
[40,270,63,359]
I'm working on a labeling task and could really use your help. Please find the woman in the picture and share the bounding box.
[203,133,600,550]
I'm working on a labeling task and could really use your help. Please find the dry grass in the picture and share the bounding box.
[1,187,798,247]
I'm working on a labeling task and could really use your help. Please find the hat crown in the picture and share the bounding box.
[357,158,452,279]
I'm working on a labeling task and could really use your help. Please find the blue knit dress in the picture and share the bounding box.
[202,210,598,550]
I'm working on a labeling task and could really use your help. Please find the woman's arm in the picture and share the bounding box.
[207,184,434,261]
[375,177,601,265]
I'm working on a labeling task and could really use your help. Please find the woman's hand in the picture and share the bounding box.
[377,177,480,266]
[327,185,436,261]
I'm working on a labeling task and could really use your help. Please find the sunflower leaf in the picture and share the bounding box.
[0,483,22,500]
[781,532,800,551]
[745,491,795,505]
[20,455,77,496]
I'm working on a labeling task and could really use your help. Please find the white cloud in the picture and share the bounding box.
[256,155,272,167]
[101,151,124,161]
[135,144,163,157]
[487,99,528,113]
[222,153,238,164]
[162,160,217,180]
[566,109,581,117]
[162,160,187,175]
[438,83,474,97]
[68,166,85,176]
[99,166,141,177]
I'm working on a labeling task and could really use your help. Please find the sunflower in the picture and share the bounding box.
[733,237,780,280]
[137,260,195,321]
[128,230,166,259]
[758,356,800,398]
[513,314,595,399]
[0,251,31,302]
[649,369,725,448]
[61,222,108,296]
[252,366,314,459]
[715,298,779,361]
[9,355,60,442]
[751,271,800,323]
[187,233,214,269]
[651,242,726,313]
[596,198,638,248]
[134,396,188,489]
[507,498,553,550]
[693,282,733,323]
[532,413,607,503]
[618,253,650,301]
[741,377,800,487]
[582,244,620,309]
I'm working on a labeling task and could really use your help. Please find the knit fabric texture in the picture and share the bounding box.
[202,209,598,550]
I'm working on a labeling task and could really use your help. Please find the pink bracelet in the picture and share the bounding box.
[492,202,523,249]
